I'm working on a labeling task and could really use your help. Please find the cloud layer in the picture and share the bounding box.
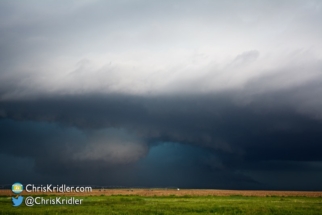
[0,0,321,98]
[0,0,322,190]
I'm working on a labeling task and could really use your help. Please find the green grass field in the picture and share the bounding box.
[1,195,321,215]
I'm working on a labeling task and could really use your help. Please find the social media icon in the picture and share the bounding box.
[12,183,23,194]
[12,196,24,207]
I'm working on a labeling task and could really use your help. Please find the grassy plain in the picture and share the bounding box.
[1,189,322,215]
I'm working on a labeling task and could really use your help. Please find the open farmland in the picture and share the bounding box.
[1,189,322,215]
[1,188,322,197]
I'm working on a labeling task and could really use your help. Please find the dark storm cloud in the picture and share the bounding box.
[0,118,151,186]
[1,78,322,189]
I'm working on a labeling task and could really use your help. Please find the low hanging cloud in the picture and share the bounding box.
[1,79,322,188]
[0,120,147,175]
[73,128,148,164]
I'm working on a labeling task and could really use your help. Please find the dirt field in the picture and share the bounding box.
[1,189,322,197]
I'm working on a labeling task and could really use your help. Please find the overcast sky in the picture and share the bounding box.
[1,0,322,190]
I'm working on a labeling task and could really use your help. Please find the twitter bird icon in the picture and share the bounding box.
[12,196,24,207]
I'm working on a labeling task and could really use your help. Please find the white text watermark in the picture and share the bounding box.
[25,184,92,193]
[25,196,83,206]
